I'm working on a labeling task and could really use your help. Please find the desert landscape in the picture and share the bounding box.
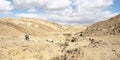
[0,14,120,60]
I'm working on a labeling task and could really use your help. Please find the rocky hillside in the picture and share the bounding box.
[84,14,120,36]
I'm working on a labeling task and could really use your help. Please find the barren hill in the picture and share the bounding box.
[0,17,88,60]
[0,17,64,37]
[84,14,120,36]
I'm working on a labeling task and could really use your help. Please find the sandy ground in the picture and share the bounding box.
[0,33,120,60]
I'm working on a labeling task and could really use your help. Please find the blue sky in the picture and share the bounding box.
[110,0,120,13]
[0,0,120,24]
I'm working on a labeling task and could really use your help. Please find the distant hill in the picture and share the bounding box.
[84,14,120,36]
[0,17,64,37]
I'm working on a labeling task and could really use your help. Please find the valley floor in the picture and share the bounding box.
[0,34,120,60]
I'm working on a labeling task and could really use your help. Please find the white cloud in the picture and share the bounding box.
[27,8,37,13]
[0,0,13,11]
[75,0,113,11]
[16,13,39,18]
[14,0,118,25]
[38,10,117,24]
[0,0,13,17]
[13,0,72,10]
[0,11,13,17]
[40,0,72,10]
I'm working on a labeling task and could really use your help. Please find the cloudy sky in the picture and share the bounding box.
[0,0,120,25]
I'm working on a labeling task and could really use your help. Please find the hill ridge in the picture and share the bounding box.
[84,14,120,36]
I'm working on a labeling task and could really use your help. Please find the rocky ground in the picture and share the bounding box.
[0,14,120,60]
[0,34,120,60]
